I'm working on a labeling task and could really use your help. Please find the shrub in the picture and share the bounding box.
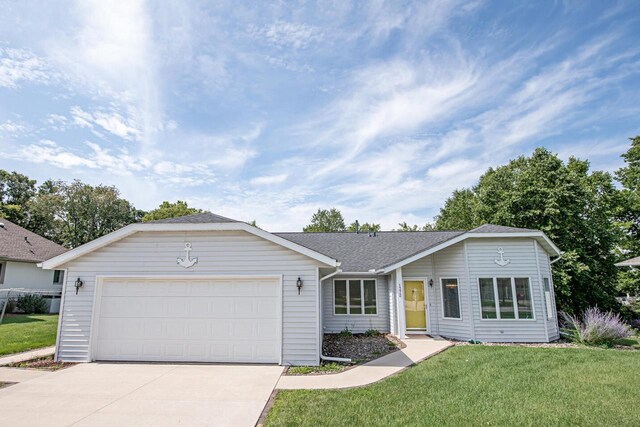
[1,298,16,314]
[561,307,632,346]
[16,294,48,314]
[338,327,352,338]
[364,328,381,337]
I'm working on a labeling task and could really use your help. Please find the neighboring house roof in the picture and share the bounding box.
[274,231,464,272]
[40,212,561,272]
[0,217,67,263]
[615,256,640,267]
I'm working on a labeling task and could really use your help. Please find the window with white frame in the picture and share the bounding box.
[478,277,533,320]
[0,261,5,284]
[53,270,64,285]
[543,277,553,320]
[441,278,461,319]
[334,279,377,315]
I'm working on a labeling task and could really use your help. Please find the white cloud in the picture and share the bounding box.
[0,47,54,88]
[249,21,323,49]
[0,120,27,134]
[70,106,141,141]
[250,173,288,186]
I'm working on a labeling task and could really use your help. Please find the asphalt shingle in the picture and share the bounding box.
[0,218,67,263]
[274,231,465,272]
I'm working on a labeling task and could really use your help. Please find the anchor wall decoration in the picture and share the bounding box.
[494,247,511,267]
[177,242,198,268]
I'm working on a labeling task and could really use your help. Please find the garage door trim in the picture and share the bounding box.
[88,274,283,364]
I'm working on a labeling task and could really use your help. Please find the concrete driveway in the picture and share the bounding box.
[0,363,283,427]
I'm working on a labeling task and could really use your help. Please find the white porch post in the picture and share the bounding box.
[395,267,406,339]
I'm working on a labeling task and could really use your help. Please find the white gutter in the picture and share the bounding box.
[550,254,562,264]
[318,268,352,364]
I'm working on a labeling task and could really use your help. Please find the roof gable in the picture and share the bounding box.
[0,218,67,263]
[40,217,339,269]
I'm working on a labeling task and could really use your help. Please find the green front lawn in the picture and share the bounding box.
[0,315,59,356]
[266,345,640,426]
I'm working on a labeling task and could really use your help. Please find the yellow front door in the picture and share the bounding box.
[404,280,427,330]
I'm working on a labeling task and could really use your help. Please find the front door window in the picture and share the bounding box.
[404,280,426,330]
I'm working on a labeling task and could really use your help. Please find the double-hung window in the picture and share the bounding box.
[334,279,377,315]
[53,270,64,285]
[478,277,534,320]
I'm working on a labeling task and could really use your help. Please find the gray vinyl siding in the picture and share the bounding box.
[466,238,549,342]
[56,230,324,366]
[321,275,390,333]
[400,238,556,343]
[403,244,472,340]
[538,242,560,340]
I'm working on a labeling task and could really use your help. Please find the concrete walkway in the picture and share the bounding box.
[276,337,453,390]
[0,346,55,366]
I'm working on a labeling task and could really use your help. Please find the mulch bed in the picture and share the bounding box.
[285,333,403,376]
[0,382,15,389]
[322,333,404,363]
[7,355,75,371]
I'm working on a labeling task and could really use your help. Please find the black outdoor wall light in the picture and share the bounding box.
[429,279,434,288]
[75,277,84,295]
[296,277,303,294]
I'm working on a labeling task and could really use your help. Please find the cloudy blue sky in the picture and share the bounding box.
[0,1,638,230]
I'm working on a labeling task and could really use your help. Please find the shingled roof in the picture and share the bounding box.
[0,218,67,263]
[148,212,238,224]
[275,231,464,272]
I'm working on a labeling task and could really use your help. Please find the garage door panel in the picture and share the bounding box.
[94,278,280,363]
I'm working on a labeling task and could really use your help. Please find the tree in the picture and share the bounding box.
[141,201,201,222]
[615,136,640,296]
[434,189,481,230]
[435,147,621,314]
[347,221,381,232]
[395,222,435,231]
[26,180,141,247]
[303,208,346,232]
[0,170,36,224]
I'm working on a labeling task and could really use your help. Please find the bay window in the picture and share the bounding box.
[478,277,534,320]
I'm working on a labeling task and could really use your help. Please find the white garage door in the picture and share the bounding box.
[93,277,281,363]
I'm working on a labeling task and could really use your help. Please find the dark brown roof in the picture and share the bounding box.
[0,218,67,263]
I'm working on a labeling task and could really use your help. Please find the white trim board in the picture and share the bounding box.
[40,222,340,269]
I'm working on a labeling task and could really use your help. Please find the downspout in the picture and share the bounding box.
[319,267,352,364]
[550,254,562,264]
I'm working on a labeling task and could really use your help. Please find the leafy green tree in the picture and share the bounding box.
[435,147,620,314]
[395,222,435,231]
[615,136,640,296]
[303,208,346,232]
[141,201,201,222]
[27,180,140,247]
[347,221,381,232]
[0,170,36,224]
[434,189,481,230]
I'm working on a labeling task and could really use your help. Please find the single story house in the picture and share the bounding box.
[41,212,561,366]
[1,218,67,313]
